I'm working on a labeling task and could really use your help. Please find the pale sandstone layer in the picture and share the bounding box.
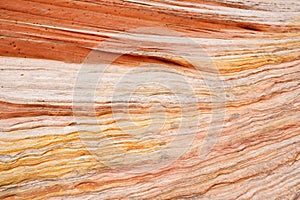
[0,0,300,199]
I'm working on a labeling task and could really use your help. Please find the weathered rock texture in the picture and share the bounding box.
[0,0,300,199]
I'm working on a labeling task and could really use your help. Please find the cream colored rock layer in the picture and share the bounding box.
[0,54,299,199]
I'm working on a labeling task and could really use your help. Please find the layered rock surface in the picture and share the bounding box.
[0,0,299,199]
